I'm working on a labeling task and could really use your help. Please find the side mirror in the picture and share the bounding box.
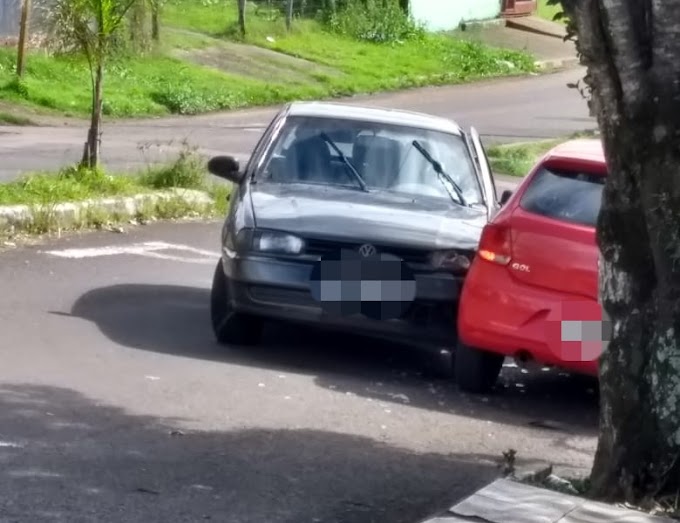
[500,189,513,206]
[207,155,243,183]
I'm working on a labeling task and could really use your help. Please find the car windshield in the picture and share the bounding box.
[256,115,484,206]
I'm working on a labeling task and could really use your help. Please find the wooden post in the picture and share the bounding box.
[16,0,32,78]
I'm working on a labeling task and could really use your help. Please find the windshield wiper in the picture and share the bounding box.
[411,140,468,206]
[320,132,368,192]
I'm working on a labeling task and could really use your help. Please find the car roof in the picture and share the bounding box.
[542,137,605,165]
[284,101,464,136]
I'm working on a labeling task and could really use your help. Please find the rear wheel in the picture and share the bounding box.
[454,341,504,393]
[210,260,263,346]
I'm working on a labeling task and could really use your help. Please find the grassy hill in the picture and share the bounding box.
[0,0,537,121]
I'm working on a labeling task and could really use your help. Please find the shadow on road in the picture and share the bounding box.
[61,284,599,435]
[0,383,499,523]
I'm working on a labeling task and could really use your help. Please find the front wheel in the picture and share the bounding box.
[210,260,263,346]
[454,341,504,393]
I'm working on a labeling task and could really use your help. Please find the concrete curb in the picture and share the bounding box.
[505,17,568,40]
[535,57,581,70]
[0,188,214,235]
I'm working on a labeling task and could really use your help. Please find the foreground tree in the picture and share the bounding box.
[49,0,138,168]
[552,0,680,506]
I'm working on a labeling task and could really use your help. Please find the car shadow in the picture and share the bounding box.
[0,383,505,523]
[57,283,599,435]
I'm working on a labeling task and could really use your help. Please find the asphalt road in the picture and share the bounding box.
[0,221,599,523]
[0,67,595,181]
[0,71,599,522]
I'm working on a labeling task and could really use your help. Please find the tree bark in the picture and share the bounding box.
[558,0,680,504]
[151,2,160,41]
[82,63,104,169]
[286,0,294,31]
[237,0,246,37]
[15,0,31,78]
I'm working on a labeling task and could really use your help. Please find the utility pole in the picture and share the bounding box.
[16,0,32,78]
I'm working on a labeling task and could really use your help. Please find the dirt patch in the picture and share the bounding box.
[0,100,84,127]
[170,32,342,84]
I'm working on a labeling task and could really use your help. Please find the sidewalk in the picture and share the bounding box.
[419,478,677,523]
[453,16,579,70]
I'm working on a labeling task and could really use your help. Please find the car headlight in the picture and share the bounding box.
[430,250,472,272]
[236,229,305,255]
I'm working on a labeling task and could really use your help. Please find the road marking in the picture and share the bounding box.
[42,241,221,264]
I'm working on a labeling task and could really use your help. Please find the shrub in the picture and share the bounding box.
[151,84,242,114]
[325,0,425,43]
[140,146,207,189]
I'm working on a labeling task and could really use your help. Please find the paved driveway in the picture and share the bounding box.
[0,221,599,523]
[0,71,599,522]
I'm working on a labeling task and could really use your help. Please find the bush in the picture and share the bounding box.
[140,146,207,189]
[325,0,425,43]
[151,84,242,114]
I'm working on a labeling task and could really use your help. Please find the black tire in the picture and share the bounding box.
[210,260,263,346]
[423,347,455,379]
[454,341,504,393]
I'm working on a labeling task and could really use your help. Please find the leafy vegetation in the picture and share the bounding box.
[0,146,227,206]
[487,131,598,176]
[537,0,566,23]
[324,0,425,43]
[0,0,537,119]
[0,111,33,125]
[487,139,562,176]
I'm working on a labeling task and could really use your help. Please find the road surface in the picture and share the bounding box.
[0,222,599,522]
[0,71,599,522]
[0,68,594,181]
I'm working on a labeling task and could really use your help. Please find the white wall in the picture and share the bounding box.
[409,0,501,32]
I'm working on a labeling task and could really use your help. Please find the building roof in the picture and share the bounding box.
[285,101,464,135]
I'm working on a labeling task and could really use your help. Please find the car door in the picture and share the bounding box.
[469,127,500,220]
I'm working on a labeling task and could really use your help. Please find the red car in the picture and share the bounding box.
[455,138,606,393]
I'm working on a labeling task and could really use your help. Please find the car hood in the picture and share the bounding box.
[250,182,487,250]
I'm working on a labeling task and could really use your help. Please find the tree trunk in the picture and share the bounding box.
[15,0,31,78]
[237,0,246,37]
[82,63,104,169]
[151,3,160,41]
[558,0,680,504]
[286,0,294,31]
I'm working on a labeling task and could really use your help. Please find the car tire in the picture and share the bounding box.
[210,260,263,346]
[423,347,455,379]
[454,341,504,393]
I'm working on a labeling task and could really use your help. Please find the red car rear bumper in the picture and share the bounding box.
[458,261,601,376]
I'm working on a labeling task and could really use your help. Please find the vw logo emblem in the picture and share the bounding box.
[358,244,377,257]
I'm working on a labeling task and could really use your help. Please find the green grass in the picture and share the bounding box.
[0,48,317,117]
[0,111,33,125]
[0,0,537,118]
[487,139,562,177]
[0,147,233,236]
[0,166,142,205]
[0,147,228,206]
[537,0,567,23]
[487,131,598,176]
[165,0,537,90]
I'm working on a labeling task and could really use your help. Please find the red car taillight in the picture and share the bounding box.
[477,223,512,266]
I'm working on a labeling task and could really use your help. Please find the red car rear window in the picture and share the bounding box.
[519,166,605,227]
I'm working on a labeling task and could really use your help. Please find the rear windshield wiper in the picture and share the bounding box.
[320,132,368,192]
[412,140,468,206]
